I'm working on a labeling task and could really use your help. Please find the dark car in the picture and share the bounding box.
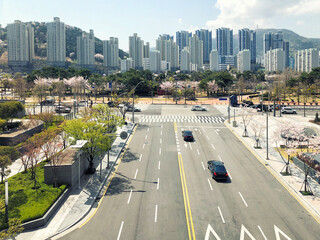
[207,160,228,181]
[182,130,194,141]
[127,106,141,112]
[55,105,71,113]
[41,99,55,105]
[107,101,115,107]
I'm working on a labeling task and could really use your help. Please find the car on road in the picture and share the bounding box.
[41,99,55,105]
[182,130,194,141]
[126,106,141,112]
[55,105,71,113]
[281,107,297,114]
[207,160,228,181]
[191,105,207,111]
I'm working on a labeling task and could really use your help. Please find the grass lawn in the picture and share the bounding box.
[0,161,67,230]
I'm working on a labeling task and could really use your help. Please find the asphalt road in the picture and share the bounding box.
[59,105,320,240]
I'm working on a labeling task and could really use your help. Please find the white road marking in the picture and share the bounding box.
[227,170,232,180]
[274,225,292,240]
[159,148,161,155]
[158,161,161,170]
[147,128,149,132]
[161,131,163,135]
[207,179,213,191]
[139,154,142,162]
[211,144,215,150]
[218,155,222,162]
[134,169,138,179]
[199,130,202,134]
[155,205,158,223]
[145,135,148,140]
[204,224,221,240]
[143,143,145,149]
[127,190,133,204]
[201,127,205,132]
[218,207,225,223]
[184,142,188,148]
[177,144,180,148]
[189,142,193,150]
[240,225,256,240]
[258,225,267,240]
[157,178,160,190]
[117,221,124,240]
[197,149,200,155]
[239,192,248,207]
[207,135,210,140]
[215,129,219,135]
[160,138,162,144]
[201,161,205,170]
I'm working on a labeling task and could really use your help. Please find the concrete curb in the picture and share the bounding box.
[46,124,136,239]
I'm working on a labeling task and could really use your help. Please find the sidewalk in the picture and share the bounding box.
[215,105,320,223]
[15,123,135,240]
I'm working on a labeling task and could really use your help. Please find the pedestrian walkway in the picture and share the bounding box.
[16,123,135,240]
[139,115,225,123]
[218,105,320,222]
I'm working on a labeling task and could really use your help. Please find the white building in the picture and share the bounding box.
[77,29,95,68]
[218,55,235,71]
[181,47,190,72]
[142,58,150,71]
[189,34,203,70]
[150,51,161,73]
[120,58,134,72]
[129,33,144,70]
[46,17,66,66]
[209,50,219,71]
[7,20,34,67]
[237,49,251,72]
[264,49,285,73]
[103,37,119,69]
[295,48,319,72]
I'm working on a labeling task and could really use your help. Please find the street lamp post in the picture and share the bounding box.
[175,79,178,104]
[5,178,8,223]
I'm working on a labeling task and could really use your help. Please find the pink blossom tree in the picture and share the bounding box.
[160,81,173,104]
[250,115,265,148]
[207,80,218,96]
[34,77,50,113]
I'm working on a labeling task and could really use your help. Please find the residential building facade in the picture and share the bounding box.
[195,29,212,64]
[295,48,319,72]
[129,33,144,70]
[103,37,119,69]
[237,49,251,73]
[77,29,95,68]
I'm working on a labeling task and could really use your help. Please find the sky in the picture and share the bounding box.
[1,0,320,51]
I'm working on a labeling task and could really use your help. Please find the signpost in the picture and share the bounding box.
[120,131,128,140]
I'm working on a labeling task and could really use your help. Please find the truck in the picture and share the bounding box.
[229,95,239,107]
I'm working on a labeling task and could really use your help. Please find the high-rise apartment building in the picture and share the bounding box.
[150,51,161,73]
[209,50,219,71]
[195,29,212,64]
[129,33,144,70]
[77,29,95,68]
[180,47,190,72]
[264,49,285,73]
[156,35,179,71]
[189,34,203,70]
[238,28,256,65]
[121,58,134,72]
[237,49,251,73]
[46,17,66,67]
[176,31,191,64]
[7,20,34,67]
[216,28,233,56]
[282,41,290,68]
[103,37,119,69]
[295,48,319,72]
[143,42,150,58]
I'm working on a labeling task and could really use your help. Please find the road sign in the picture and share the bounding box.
[120,131,128,140]
[109,82,112,88]
[219,97,228,100]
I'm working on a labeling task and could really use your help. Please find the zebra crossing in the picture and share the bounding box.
[139,115,225,123]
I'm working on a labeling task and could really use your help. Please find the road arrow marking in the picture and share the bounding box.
[204,224,221,240]
[240,225,256,240]
[274,225,292,240]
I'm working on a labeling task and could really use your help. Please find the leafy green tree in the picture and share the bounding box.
[64,119,112,174]
[0,101,24,123]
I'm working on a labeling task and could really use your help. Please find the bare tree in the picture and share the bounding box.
[240,107,255,137]
[250,115,265,148]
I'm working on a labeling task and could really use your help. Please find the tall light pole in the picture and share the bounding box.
[5,178,8,223]
[132,81,144,123]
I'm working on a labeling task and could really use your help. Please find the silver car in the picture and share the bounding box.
[281,107,297,114]
[191,105,207,111]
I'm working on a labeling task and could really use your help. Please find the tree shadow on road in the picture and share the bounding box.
[115,172,157,185]
[105,177,134,196]
[122,150,139,163]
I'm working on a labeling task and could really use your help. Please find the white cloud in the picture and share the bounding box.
[206,0,317,33]
[178,18,183,25]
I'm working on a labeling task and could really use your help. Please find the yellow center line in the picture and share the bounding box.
[79,124,138,228]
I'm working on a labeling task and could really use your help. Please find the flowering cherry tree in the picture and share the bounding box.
[207,80,218,96]
[34,77,50,113]
[160,81,173,104]
[250,115,265,148]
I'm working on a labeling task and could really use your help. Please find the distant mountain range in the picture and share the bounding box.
[0,22,319,62]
